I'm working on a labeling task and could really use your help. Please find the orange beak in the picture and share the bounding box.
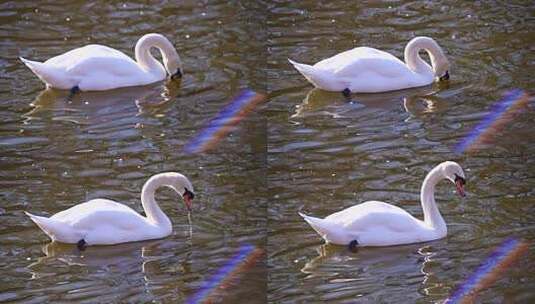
[182,190,194,212]
[455,179,466,197]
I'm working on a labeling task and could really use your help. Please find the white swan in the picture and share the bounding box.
[289,36,450,94]
[20,33,182,91]
[25,172,194,247]
[299,161,466,248]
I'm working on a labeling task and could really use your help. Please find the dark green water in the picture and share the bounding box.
[1,1,534,303]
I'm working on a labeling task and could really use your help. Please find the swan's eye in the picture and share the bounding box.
[454,173,465,185]
[439,71,450,81]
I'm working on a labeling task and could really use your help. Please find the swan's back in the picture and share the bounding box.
[326,201,423,232]
[314,47,407,75]
[45,45,134,68]
[51,199,145,229]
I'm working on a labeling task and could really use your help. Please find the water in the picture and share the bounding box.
[267,1,534,303]
[0,1,266,303]
[1,1,534,303]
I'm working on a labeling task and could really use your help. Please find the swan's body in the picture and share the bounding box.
[25,172,194,246]
[20,33,182,91]
[299,161,466,247]
[289,36,449,93]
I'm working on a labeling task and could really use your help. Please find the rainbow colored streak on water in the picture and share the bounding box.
[184,90,266,154]
[187,244,264,304]
[455,89,530,154]
[446,238,528,303]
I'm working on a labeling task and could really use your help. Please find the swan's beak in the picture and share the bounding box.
[454,175,466,197]
[439,71,450,81]
[171,69,182,80]
[183,189,194,211]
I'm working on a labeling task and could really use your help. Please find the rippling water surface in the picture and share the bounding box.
[267,1,534,303]
[0,1,266,303]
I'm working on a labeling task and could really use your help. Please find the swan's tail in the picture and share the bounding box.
[19,57,68,89]
[298,212,345,244]
[288,59,345,91]
[25,211,77,243]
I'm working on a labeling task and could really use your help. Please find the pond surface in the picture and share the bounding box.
[0,1,266,303]
[1,1,534,304]
[267,1,534,303]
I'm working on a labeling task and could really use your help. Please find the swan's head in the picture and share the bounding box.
[441,161,466,197]
[166,172,195,211]
[430,45,449,81]
[164,53,183,80]
[135,33,183,79]
[154,34,183,79]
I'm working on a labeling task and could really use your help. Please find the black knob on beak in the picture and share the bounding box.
[171,69,182,80]
[439,71,449,81]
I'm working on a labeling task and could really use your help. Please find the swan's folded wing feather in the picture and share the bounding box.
[313,47,409,79]
[51,199,146,230]
[45,44,132,67]
[326,201,423,233]
[65,55,144,78]
[333,56,410,79]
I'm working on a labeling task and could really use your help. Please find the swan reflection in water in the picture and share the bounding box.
[28,239,192,285]
[300,243,442,296]
[291,81,466,119]
[23,79,182,125]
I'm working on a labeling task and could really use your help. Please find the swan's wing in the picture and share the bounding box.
[326,201,422,233]
[44,44,134,68]
[315,47,410,79]
[51,199,146,230]
[64,55,145,78]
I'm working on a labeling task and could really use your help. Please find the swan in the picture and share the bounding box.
[289,36,450,95]
[299,161,466,249]
[20,33,183,92]
[25,172,195,248]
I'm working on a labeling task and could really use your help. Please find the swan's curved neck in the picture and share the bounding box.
[134,34,178,75]
[404,37,442,75]
[140,175,173,229]
[420,166,447,233]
